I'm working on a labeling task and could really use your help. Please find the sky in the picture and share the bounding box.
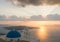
[0,0,60,17]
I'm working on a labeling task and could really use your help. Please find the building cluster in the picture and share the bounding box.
[0,27,40,42]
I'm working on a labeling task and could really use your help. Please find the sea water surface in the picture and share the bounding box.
[0,21,60,42]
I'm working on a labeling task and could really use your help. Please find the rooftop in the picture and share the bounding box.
[6,29,21,38]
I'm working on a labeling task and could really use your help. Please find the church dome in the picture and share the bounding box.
[6,29,21,38]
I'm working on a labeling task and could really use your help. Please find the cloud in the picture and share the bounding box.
[30,15,43,21]
[18,16,30,21]
[8,0,60,7]
[0,15,6,20]
[9,0,43,7]
[8,15,19,20]
[0,14,60,21]
[46,14,60,20]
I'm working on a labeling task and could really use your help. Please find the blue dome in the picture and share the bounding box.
[6,29,21,38]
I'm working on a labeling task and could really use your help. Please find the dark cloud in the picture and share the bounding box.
[8,0,60,7]
[46,14,60,20]
[8,0,44,7]
[47,0,60,5]
[28,0,43,5]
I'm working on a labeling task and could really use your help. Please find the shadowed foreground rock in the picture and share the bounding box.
[0,38,30,42]
[0,38,8,42]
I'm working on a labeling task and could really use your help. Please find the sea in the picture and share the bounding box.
[0,21,60,42]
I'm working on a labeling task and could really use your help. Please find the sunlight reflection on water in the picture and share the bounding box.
[36,26,48,42]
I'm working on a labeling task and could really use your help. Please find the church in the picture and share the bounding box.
[5,26,31,42]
